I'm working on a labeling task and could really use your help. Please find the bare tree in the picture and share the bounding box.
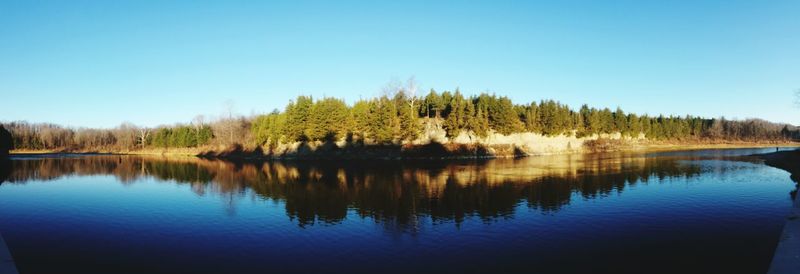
[404,76,418,110]
[114,122,138,149]
[192,115,206,136]
[707,117,725,139]
[224,100,235,144]
[138,128,150,149]
[794,89,800,107]
[382,76,419,108]
[381,78,403,98]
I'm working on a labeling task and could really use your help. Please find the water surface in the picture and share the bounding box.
[0,148,796,274]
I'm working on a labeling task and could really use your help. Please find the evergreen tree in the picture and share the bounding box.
[444,91,468,137]
[572,110,584,137]
[579,105,593,135]
[440,91,454,118]
[196,125,213,146]
[483,95,523,135]
[472,107,490,137]
[424,89,445,118]
[464,99,478,134]
[370,96,400,144]
[628,113,641,137]
[284,96,313,142]
[522,103,541,133]
[599,108,614,133]
[394,93,420,141]
[613,107,628,135]
[252,111,286,147]
[307,97,349,141]
[351,100,372,142]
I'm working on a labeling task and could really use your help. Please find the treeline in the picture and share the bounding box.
[148,126,213,148]
[3,89,797,151]
[3,121,217,151]
[250,90,796,147]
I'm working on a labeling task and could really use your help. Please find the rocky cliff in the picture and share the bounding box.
[251,120,644,159]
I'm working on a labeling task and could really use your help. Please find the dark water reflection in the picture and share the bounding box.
[2,154,704,226]
[0,148,796,274]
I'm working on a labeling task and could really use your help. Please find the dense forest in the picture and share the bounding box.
[3,88,798,152]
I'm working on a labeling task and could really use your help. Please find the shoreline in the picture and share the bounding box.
[9,142,799,160]
[747,150,800,274]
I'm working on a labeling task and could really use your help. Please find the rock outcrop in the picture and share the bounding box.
[252,120,645,159]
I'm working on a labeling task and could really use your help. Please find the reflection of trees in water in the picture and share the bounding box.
[0,158,10,186]
[2,155,702,227]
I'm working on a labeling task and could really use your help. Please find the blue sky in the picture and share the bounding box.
[1,0,798,128]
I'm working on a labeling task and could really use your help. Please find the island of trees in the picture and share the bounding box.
[3,86,797,157]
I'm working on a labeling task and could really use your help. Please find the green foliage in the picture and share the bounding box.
[424,89,446,118]
[196,125,213,146]
[472,105,490,137]
[599,108,614,133]
[613,107,628,134]
[628,113,641,137]
[284,96,313,142]
[538,100,572,136]
[307,97,349,141]
[394,93,421,141]
[519,103,539,133]
[351,100,372,141]
[475,94,523,135]
[146,125,211,148]
[463,100,478,134]
[444,91,469,137]
[370,96,400,144]
[252,111,286,147]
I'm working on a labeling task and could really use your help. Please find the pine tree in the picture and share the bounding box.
[252,112,286,147]
[394,93,420,141]
[351,100,372,142]
[485,95,523,135]
[464,100,477,134]
[424,89,444,118]
[473,107,490,137]
[587,108,603,135]
[572,110,584,137]
[307,97,349,141]
[444,91,468,137]
[284,96,313,142]
[628,113,641,137]
[522,103,541,133]
[440,91,453,118]
[370,96,400,144]
[599,108,614,133]
[613,107,627,135]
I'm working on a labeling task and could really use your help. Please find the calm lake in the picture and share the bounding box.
[0,148,797,274]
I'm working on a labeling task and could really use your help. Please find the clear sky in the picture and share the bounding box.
[1,0,798,128]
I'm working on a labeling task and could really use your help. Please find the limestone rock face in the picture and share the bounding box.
[260,119,645,158]
[412,119,447,145]
[0,125,11,158]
